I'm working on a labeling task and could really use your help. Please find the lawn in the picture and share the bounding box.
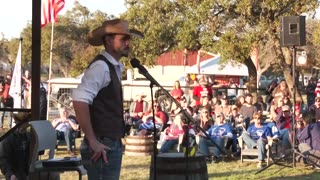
[57,152,319,180]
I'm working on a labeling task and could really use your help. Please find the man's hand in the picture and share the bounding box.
[138,112,144,117]
[89,140,111,163]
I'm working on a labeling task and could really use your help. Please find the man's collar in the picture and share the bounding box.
[101,51,123,68]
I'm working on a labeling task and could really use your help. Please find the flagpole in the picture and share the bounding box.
[46,22,55,120]
[20,38,23,108]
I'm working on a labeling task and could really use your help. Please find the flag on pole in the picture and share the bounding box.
[9,40,22,108]
[41,0,65,28]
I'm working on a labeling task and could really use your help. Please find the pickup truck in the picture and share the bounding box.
[258,75,273,90]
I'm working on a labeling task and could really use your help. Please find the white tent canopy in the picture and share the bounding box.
[186,56,249,76]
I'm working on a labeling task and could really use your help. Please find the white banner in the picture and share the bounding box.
[9,40,22,108]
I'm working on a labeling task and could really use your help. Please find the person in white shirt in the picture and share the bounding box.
[51,107,79,156]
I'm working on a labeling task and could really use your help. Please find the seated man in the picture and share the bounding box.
[241,112,272,168]
[129,92,148,125]
[51,107,79,156]
[275,105,292,151]
[297,112,320,168]
[198,113,233,163]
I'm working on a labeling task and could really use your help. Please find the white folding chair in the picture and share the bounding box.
[29,120,86,180]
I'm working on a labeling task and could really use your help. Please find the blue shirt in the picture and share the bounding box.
[206,123,233,139]
[247,124,272,140]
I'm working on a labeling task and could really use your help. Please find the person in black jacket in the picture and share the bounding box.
[0,112,59,180]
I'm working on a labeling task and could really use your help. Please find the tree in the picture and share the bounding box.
[123,0,319,101]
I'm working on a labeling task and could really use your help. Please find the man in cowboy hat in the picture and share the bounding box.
[72,19,143,179]
[129,92,148,123]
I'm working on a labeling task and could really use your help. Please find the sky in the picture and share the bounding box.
[0,0,126,40]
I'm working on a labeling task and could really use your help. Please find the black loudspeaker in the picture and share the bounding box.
[280,16,306,47]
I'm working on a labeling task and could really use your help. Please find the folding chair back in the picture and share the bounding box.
[29,120,56,172]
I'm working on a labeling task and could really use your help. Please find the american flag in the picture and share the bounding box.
[41,0,65,28]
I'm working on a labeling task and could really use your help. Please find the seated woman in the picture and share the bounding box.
[159,114,185,153]
[194,107,214,134]
[198,113,233,163]
[137,101,168,136]
[241,112,272,168]
[254,95,267,112]
[51,107,79,156]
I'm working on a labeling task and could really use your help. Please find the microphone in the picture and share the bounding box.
[130,58,148,74]
[130,58,161,87]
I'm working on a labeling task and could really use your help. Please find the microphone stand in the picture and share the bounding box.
[136,70,225,180]
[149,82,158,180]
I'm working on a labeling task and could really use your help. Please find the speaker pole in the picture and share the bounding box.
[292,45,297,168]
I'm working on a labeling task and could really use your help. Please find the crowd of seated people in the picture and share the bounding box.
[124,76,320,169]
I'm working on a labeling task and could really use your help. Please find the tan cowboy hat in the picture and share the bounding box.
[87,19,144,46]
[136,92,147,98]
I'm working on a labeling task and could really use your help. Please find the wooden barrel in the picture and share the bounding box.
[125,136,153,156]
[150,153,208,180]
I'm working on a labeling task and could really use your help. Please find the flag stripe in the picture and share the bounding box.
[53,0,65,22]
[41,0,65,28]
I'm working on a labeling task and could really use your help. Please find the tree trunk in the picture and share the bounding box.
[244,57,257,97]
[274,43,303,104]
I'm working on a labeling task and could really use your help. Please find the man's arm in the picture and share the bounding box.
[68,119,79,131]
[72,101,95,143]
[51,118,60,128]
[73,101,110,162]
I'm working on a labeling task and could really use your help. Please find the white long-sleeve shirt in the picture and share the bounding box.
[72,51,123,104]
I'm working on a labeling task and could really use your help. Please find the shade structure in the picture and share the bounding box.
[186,56,249,76]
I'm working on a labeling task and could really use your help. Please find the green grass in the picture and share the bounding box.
[55,153,319,180]
[55,139,319,180]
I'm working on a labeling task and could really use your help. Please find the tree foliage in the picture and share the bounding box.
[123,0,319,100]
